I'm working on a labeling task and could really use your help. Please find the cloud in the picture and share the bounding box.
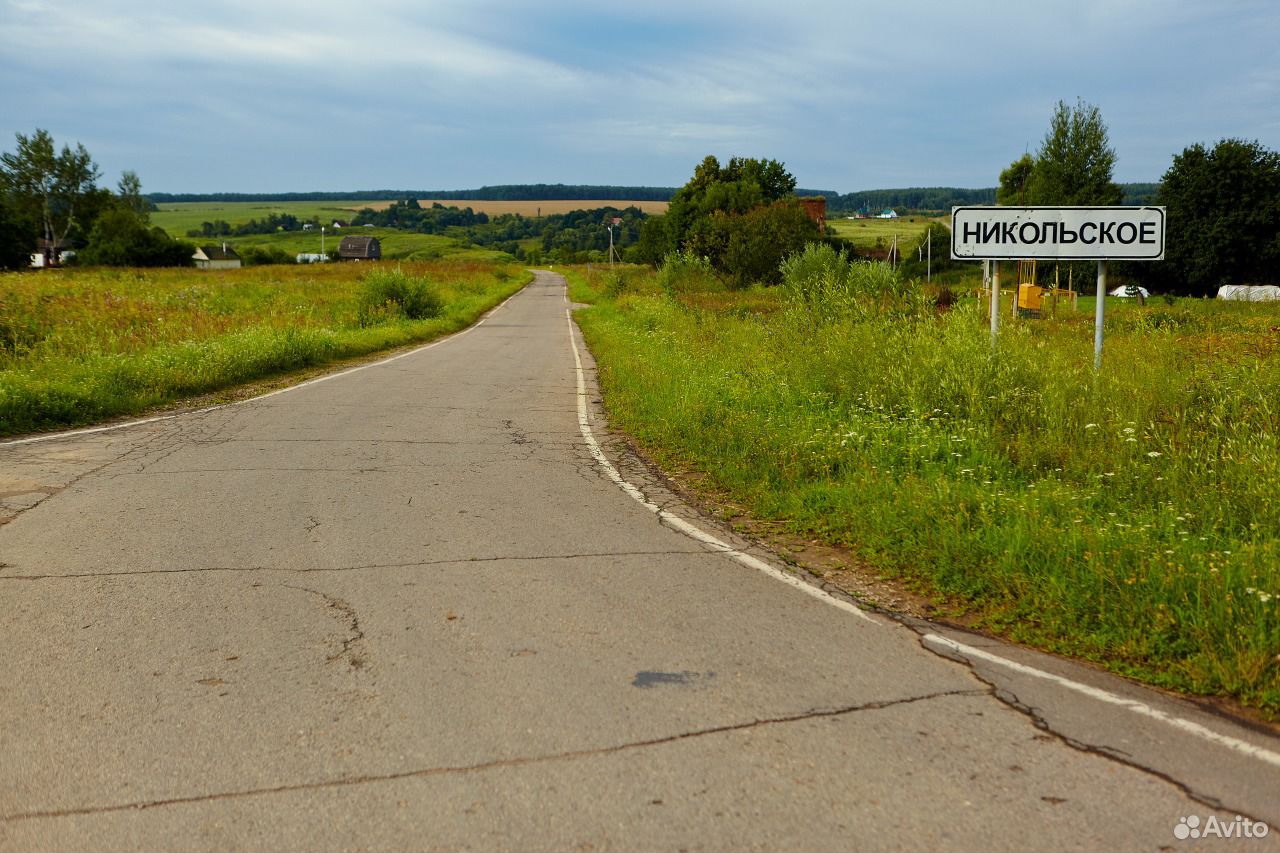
[2,0,1277,191]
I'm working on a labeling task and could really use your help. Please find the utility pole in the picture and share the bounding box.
[321,226,326,261]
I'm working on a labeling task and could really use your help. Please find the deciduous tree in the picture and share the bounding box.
[997,153,1035,206]
[1026,99,1122,206]
[0,129,101,266]
[1143,138,1280,295]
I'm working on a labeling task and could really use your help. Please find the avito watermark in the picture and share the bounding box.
[1174,815,1269,841]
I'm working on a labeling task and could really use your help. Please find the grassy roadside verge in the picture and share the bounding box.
[0,261,529,436]
[569,263,1280,716]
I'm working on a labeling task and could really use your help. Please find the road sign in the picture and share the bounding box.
[952,206,1165,261]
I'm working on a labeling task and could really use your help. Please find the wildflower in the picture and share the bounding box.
[1147,451,1162,457]
[1123,427,1136,434]
[1261,593,1274,603]
[1085,423,1098,430]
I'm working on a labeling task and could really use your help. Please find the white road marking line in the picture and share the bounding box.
[561,289,1280,767]
[923,633,1280,768]
[564,307,878,625]
[0,283,529,448]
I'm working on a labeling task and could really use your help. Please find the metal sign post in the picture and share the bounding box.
[1095,260,1107,371]
[990,261,1000,348]
[952,206,1165,369]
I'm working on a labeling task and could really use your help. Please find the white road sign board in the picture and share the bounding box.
[951,206,1166,261]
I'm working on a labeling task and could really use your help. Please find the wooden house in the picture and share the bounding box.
[338,235,381,261]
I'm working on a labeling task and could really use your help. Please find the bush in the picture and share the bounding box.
[780,243,909,320]
[78,209,194,267]
[718,201,822,288]
[657,250,722,298]
[356,269,442,326]
[241,246,295,266]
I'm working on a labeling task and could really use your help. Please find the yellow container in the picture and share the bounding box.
[1018,283,1045,311]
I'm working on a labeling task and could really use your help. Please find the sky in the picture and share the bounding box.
[2,0,1277,195]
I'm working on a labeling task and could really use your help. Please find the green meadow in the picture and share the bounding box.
[568,259,1280,715]
[0,261,529,436]
[826,215,936,250]
[152,200,373,236]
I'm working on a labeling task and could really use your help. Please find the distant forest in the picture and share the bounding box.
[149,182,1160,210]
[148,185,680,203]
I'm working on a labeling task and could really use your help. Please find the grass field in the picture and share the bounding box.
[569,261,1280,715]
[152,201,378,236]
[826,216,936,251]
[205,227,515,263]
[0,261,528,436]
[153,199,670,237]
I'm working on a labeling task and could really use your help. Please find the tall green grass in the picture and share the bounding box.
[0,262,528,435]
[572,259,1280,714]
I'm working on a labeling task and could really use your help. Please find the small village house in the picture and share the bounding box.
[193,244,242,269]
[338,235,381,261]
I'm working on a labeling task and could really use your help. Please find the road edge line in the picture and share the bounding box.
[564,306,878,625]
[923,632,1280,768]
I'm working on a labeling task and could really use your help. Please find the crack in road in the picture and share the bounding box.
[281,584,366,670]
[0,688,983,824]
[0,435,163,526]
[0,549,715,580]
[913,632,1271,823]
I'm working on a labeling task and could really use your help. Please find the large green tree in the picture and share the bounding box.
[1144,139,1280,295]
[77,208,194,267]
[998,100,1123,207]
[1028,99,1123,205]
[645,155,815,283]
[996,153,1035,206]
[0,129,101,265]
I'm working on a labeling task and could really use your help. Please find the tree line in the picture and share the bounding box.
[346,199,651,264]
[187,212,315,238]
[997,98,1279,295]
[0,129,190,269]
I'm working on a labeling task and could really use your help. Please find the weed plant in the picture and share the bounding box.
[573,254,1280,713]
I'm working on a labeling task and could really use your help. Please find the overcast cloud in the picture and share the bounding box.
[2,0,1276,193]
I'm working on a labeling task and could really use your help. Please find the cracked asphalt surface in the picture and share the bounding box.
[2,271,1278,851]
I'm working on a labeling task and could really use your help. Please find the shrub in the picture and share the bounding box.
[780,243,909,320]
[657,250,722,298]
[241,246,296,266]
[78,209,194,267]
[357,268,442,326]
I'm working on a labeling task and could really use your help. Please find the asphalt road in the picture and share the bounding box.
[2,271,1277,851]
